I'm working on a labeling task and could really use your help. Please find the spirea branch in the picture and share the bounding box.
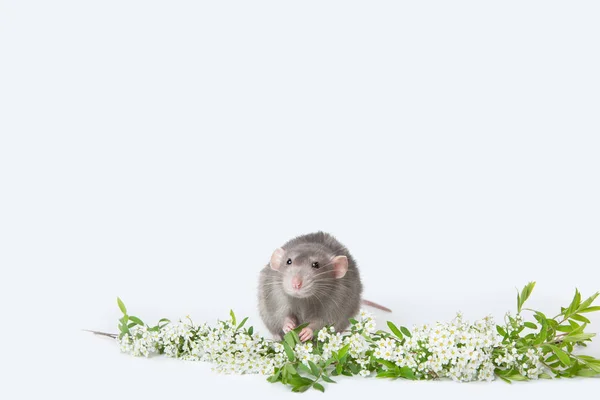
[89,283,600,392]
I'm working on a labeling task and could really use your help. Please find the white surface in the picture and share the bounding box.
[1,1,599,398]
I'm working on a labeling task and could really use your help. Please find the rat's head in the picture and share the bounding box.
[269,244,348,299]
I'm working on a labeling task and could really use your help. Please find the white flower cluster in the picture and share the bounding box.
[116,309,546,383]
[495,312,544,379]
[118,325,160,357]
[118,316,287,375]
[372,312,502,381]
[313,310,375,377]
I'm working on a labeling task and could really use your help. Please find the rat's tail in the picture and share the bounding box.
[362,299,392,313]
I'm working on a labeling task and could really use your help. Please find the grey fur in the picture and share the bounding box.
[258,231,363,339]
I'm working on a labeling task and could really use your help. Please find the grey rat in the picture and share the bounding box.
[258,231,391,342]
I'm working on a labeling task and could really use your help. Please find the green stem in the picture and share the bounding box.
[83,329,118,339]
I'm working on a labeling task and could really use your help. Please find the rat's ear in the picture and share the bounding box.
[270,247,285,271]
[332,255,348,278]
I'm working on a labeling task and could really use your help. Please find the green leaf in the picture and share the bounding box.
[555,324,573,333]
[312,382,325,392]
[539,373,552,379]
[587,363,600,373]
[128,316,144,326]
[291,385,311,393]
[400,326,411,337]
[568,319,580,330]
[285,363,297,375]
[229,310,236,326]
[248,327,253,335]
[293,323,309,332]
[496,326,507,336]
[523,322,537,330]
[533,319,548,345]
[508,372,528,381]
[387,321,403,339]
[376,371,398,378]
[337,344,350,360]
[349,318,358,325]
[577,292,599,311]
[237,317,249,330]
[266,368,281,383]
[117,297,127,314]
[547,361,561,369]
[563,333,596,342]
[546,354,558,363]
[290,330,301,345]
[517,282,536,312]
[287,376,313,387]
[399,366,416,380]
[579,306,600,313]
[308,360,320,377]
[546,345,571,366]
[376,359,399,371]
[533,311,547,323]
[570,322,586,335]
[577,355,600,362]
[282,342,295,361]
[565,289,581,317]
[284,332,295,348]
[570,314,591,324]
[321,375,336,383]
[577,369,600,377]
[297,363,311,375]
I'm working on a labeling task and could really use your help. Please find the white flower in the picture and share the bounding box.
[364,320,376,333]
[317,329,329,342]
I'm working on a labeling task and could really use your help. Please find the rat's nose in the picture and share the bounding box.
[291,275,303,290]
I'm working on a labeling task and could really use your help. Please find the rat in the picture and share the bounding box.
[258,231,391,342]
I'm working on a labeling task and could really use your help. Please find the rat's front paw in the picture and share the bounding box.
[282,316,297,333]
[299,327,313,342]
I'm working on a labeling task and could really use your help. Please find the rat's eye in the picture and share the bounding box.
[286,258,292,265]
[312,261,320,269]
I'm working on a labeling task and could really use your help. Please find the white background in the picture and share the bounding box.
[1,1,599,398]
